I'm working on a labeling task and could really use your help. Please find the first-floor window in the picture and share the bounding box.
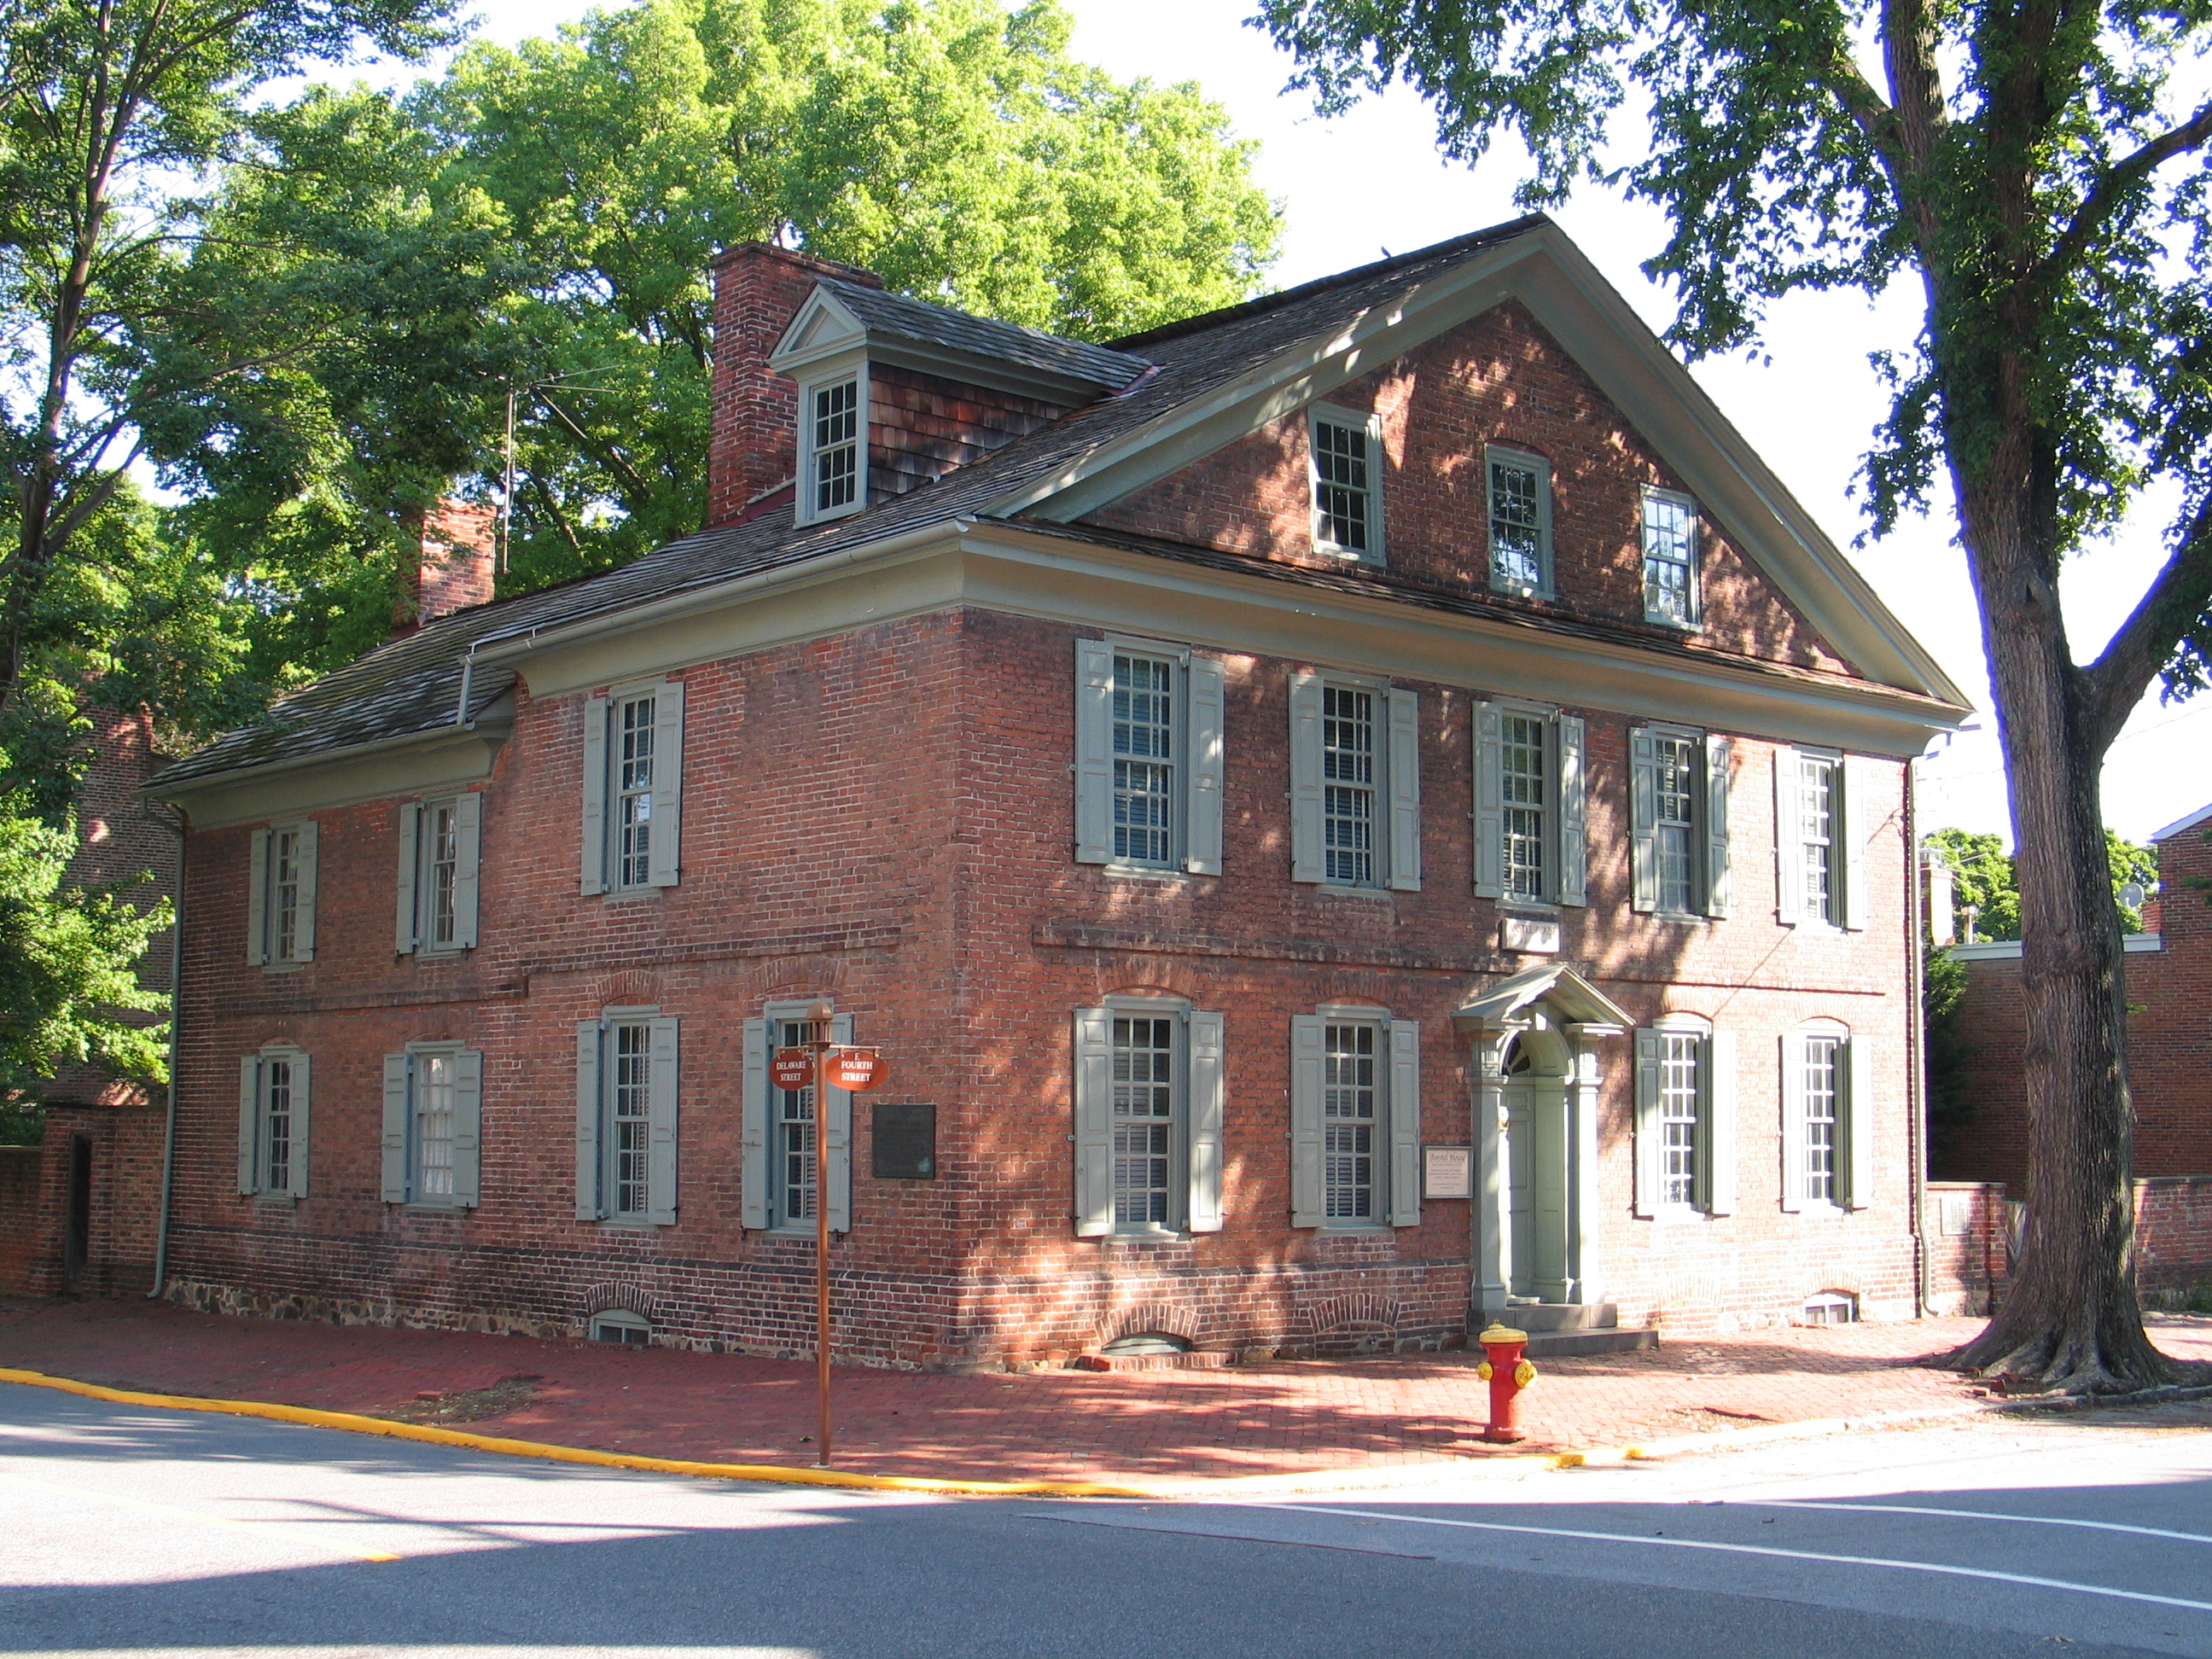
[1634,1022,1735,1219]
[1290,1012,1418,1230]
[1783,1026,1862,1213]
[1074,1002,1225,1237]
[1323,1023,1380,1221]
[774,1014,821,1226]
[417,1051,457,1200]
[741,1006,851,1232]
[1112,1016,1178,1227]
[381,1045,482,1208]
[1801,1033,1842,1205]
[1658,1032,1703,1208]
[576,1014,678,1223]
[237,1048,311,1199]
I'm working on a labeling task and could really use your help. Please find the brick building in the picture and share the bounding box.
[145,220,1970,1366]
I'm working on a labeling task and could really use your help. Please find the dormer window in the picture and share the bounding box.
[800,372,866,524]
[1309,404,1383,564]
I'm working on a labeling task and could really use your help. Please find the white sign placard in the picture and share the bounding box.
[1423,1144,1473,1200]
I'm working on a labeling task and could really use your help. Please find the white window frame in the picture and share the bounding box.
[1640,486,1702,628]
[574,1008,679,1225]
[236,1045,310,1201]
[396,793,481,955]
[1072,636,1225,878]
[246,819,317,968]
[1630,725,1732,920]
[1485,445,1554,599]
[1307,402,1384,565]
[580,679,684,895]
[796,366,869,526]
[1774,747,1870,930]
[1632,1015,1737,1220]
[1781,1021,1867,1214]
[1289,672,1421,891]
[739,1001,853,1234]
[380,1041,482,1209]
[1289,1006,1421,1230]
[1472,700,1586,907]
[1072,996,1225,1238]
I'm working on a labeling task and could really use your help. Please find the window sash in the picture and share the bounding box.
[1487,457,1545,591]
[1501,713,1548,900]
[1321,684,1377,885]
[1643,492,1697,624]
[1658,1033,1703,1208]
[1654,735,1701,914]
[1322,1022,1381,1222]
[261,1059,294,1193]
[606,1022,653,1217]
[614,694,656,888]
[270,829,301,961]
[414,1051,457,1199]
[771,1017,821,1225]
[1110,1015,1179,1229]
[1111,652,1177,867]
[1311,419,1373,554]
[1802,1036,1842,1203]
[423,800,460,947]
[811,379,860,514]
[1799,755,1838,923]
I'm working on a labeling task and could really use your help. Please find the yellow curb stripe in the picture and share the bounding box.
[0,1470,403,1562]
[0,1366,1154,1499]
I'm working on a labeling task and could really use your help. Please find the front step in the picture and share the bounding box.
[1505,1301,1619,1333]
[1523,1327,1658,1359]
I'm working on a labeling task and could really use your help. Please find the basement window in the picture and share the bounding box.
[1801,1291,1857,1326]
[591,1309,653,1346]
[1102,1331,1191,1358]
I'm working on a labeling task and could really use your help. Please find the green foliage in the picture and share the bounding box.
[1924,826,2159,940]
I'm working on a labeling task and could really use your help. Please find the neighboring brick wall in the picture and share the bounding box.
[1936,951,2030,1188]
[0,1146,43,1295]
[1924,1180,2011,1317]
[2137,1175,2212,1293]
[0,1106,165,1297]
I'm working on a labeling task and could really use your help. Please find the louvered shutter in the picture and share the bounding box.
[451,1049,483,1207]
[453,792,483,948]
[1385,689,1422,891]
[1289,1016,1324,1227]
[287,1054,311,1199]
[1074,639,1115,864]
[395,804,421,953]
[1705,1031,1738,1217]
[247,830,270,964]
[1288,671,1324,882]
[740,1017,770,1228]
[1840,753,1873,931]
[1704,735,1733,918]
[1633,1028,1662,1218]
[648,1016,680,1225]
[647,682,684,888]
[1557,714,1587,906]
[1472,701,1504,898]
[1186,655,1225,876]
[1774,746,1803,925]
[1779,1032,1807,1213]
[1388,1019,1422,1226]
[237,1057,260,1194]
[575,1021,604,1220]
[293,822,317,960]
[1629,727,1659,912]
[1186,1009,1225,1233]
[1072,1007,1115,1237]
[824,1012,853,1232]
[381,1054,410,1203]
[580,695,608,894]
[1842,1035,1872,1210]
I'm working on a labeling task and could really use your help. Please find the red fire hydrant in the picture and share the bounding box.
[1475,1322,1537,1442]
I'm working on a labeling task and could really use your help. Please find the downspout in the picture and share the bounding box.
[148,803,187,1300]
[1904,757,1927,1318]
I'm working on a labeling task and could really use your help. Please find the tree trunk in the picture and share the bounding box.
[1947,475,2173,1392]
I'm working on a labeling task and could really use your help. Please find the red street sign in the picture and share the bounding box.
[830,1051,884,1091]
[771,1049,814,1091]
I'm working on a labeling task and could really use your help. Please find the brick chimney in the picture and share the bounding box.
[707,243,884,530]
[398,499,498,632]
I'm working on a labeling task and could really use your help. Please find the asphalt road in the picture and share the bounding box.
[5,1380,2212,1658]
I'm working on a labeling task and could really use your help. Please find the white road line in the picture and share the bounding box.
[1752,1499,2212,1545]
[1237,1503,2212,1616]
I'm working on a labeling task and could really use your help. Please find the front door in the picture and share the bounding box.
[1505,1077,1571,1302]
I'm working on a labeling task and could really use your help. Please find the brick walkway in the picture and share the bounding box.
[5,1299,2209,1482]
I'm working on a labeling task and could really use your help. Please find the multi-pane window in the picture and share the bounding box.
[1654,736,1701,914]
[1111,1016,1177,1228]
[1797,754,1839,924]
[1501,714,1548,901]
[616,694,656,888]
[610,1023,651,1218]
[1321,686,1377,885]
[1802,1035,1842,1204]
[1322,1024,1379,1221]
[1643,489,1699,626]
[263,1058,295,1196]
[1311,412,1377,557]
[809,378,860,516]
[425,801,460,948]
[773,1016,821,1226]
[1659,1033,1703,1208]
[1112,654,1175,866]
[242,1048,309,1200]
[1487,452,1547,593]
[415,1051,457,1201]
[382,1046,480,1208]
[271,829,303,962]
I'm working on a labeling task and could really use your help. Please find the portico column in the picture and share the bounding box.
[1563,1025,1605,1307]
[1471,1028,1511,1322]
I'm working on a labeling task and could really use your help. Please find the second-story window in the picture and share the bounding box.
[617,693,656,888]
[1074,637,1225,877]
[1474,701,1586,908]
[1776,746,1866,930]
[1501,713,1548,902]
[1322,686,1376,885]
[1642,487,1701,627]
[247,820,317,967]
[1630,725,1733,920]
[580,679,684,895]
[1309,404,1383,562]
[803,376,863,521]
[1290,673,1421,891]
[396,795,481,955]
[1114,652,1176,867]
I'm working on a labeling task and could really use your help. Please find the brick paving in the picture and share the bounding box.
[4,1298,2209,1483]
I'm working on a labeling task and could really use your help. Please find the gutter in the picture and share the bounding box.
[148,803,187,1301]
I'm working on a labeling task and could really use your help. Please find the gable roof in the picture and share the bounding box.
[2152,800,2212,842]
[148,216,1965,800]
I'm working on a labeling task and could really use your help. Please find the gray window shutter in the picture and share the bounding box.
[824,1011,853,1231]
[1704,734,1733,918]
[293,821,317,960]
[381,1053,410,1203]
[574,1022,604,1221]
[739,1018,770,1229]
[394,803,421,954]
[1705,1031,1737,1216]
[1187,1008,1225,1233]
[289,1053,312,1200]
[247,830,270,964]
[1633,1027,1662,1218]
[1288,1015,1324,1228]
[1472,700,1504,898]
[580,695,608,894]
[1186,654,1225,876]
[1840,752,1872,931]
[1385,688,1422,891]
[647,681,684,888]
[237,1057,260,1194]
[1556,713,1586,906]
[1072,1007,1115,1237]
[1842,1035,1872,1210]
[1388,1019,1422,1227]
[453,792,482,949]
[1774,745,1803,925]
[1628,726,1659,913]
[1779,1033,1807,1213]
[451,1049,483,1208]
[648,1016,679,1225]
[1288,670,1324,882]
[1073,639,1115,864]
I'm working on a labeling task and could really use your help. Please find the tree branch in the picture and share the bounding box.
[2083,492,2212,754]
[2040,100,2212,285]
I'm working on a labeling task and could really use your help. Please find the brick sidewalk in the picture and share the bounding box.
[5,1298,2209,1482]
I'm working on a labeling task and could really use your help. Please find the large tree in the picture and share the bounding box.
[1256,0,2212,1388]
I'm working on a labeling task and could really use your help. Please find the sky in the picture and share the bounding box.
[418,0,2209,847]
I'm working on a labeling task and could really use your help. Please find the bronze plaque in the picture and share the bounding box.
[871,1102,936,1179]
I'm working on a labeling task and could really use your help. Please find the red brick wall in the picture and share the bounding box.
[1936,952,2030,1188]
[1083,300,1854,679]
[0,1146,43,1295]
[1924,1180,2011,1316]
[2137,1174,2212,1293]
[0,1106,165,1297]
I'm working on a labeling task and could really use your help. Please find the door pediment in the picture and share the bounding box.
[1452,963,1632,1035]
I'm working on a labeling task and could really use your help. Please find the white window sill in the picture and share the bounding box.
[1499,900,1561,917]
[259,960,307,975]
[1791,1201,1848,1220]
[250,1193,299,1208]
[1316,1223,1394,1236]
[396,1202,473,1215]
[601,886,666,902]
[1488,579,1554,602]
[1312,882,1394,899]
[1649,909,1716,927]
[1103,1228,1189,1243]
[1642,611,1703,633]
[1646,1205,1710,1226]
[1102,863,1195,883]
